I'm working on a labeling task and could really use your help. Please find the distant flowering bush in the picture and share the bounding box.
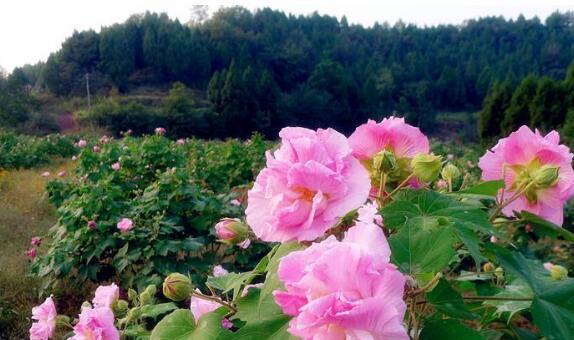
[31,120,574,340]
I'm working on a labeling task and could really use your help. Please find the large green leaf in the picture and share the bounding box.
[140,302,178,319]
[206,271,256,300]
[383,190,495,266]
[226,315,294,340]
[389,224,456,277]
[420,319,484,340]
[532,281,574,340]
[483,280,532,319]
[519,211,574,242]
[150,308,232,340]
[426,279,477,320]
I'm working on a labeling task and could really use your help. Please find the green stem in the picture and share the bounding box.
[489,181,536,221]
[192,291,237,314]
[383,173,414,203]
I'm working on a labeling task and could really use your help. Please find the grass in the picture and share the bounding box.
[0,159,73,339]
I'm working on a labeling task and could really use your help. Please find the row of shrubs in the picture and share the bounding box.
[0,132,77,169]
[31,133,273,293]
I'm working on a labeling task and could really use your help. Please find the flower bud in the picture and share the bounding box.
[373,150,396,174]
[494,267,504,280]
[214,218,249,245]
[87,220,97,230]
[112,299,129,317]
[411,153,442,182]
[163,273,193,302]
[545,263,568,280]
[144,285,157,297]
[482,262,495,272]
[127,288,138,302]
[441,163,461,181]
[533,165,560,188]
[139,292,152,305]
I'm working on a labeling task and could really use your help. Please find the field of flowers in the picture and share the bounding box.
[2,119,574,339]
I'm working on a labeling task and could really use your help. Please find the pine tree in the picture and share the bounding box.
[501,75,538,134]
[479,80,512,143]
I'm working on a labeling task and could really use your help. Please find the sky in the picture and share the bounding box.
[0,0,572,72]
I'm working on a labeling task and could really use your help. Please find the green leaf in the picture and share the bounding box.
[383,190,495,266]
[519,211,574,242]
[150,308,232,340]
[483,280,532,319]
[140,302,178,319]
[234,287,283,324]
[389,222,456,277]
[458,180,505,197]
[206,271,256,300]
[420,319,484,340]
[532,280,574,340]
[226,315,294,340]
[426,279,477,320]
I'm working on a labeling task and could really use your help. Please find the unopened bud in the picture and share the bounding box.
[113,299,129,317]
[373,150,396,174]
[127,288,138,302]
[441,163,461,181]
[533,165,559,188]
[163,273,193,302]
[139,292,152,306]
[411,153,442,182]
[483,262,495,272]
[214,218,249,246]
[545,263,568,280]
[494,267,504,279]
[144,285,157,297]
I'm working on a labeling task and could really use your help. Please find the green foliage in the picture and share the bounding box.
[31,134,270,291]
[0,132,76,169]
[479,80,512,143]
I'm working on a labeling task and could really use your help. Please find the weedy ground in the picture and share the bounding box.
[0,159,72,339]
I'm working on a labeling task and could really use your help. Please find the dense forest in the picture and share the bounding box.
[4,7,574,138]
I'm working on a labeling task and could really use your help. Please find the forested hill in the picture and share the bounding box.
[13,8,574,135]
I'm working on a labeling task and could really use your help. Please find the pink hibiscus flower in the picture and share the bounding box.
[30,296,57,340]
[246,127,370,242]
[479,126,574,225]
[70,306,119,340]
[273,209,408,339]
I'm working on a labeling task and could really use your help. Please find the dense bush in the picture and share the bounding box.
[31,134,270,291]
[0,132,76,169]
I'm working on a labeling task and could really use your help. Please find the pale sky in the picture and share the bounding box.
[0,0,572,72]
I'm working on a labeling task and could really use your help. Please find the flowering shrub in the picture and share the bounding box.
[32,120,574,339]
[0,132,76,169]
[31,134,270,291]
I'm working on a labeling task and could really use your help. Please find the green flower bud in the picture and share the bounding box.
[533,165,560,188]
[163,273,193,302]
[113,299,129,317]
[127,288,138,302]
[550,265,568,280]
[373,150,397,174]
[144,285,157,297]
[482,262,495,273]
[215,218,250,246]
[441,163,461,181]
[81,301,92,310]
[494,267,504,279]
[55,315,72,327]
[411,153,442,182]
[139,292,152,306]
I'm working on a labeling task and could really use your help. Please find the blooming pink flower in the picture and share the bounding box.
[31,236,42,246]
[213,265,229,277]
[176,138,186,145]
[273,219,408,339]
[246,127,370,242]
[93,283,119,308]
[99,136,110,144]
[543,262,555,271]
[93,146,101,153]
[111,162,121,171]
[230,199,241,206]
[41,171,50,178]
[356,201,383,225]
[77,140,87,148]
[117,218,133,232]
[479,126,574,225]
[70,307,119,340]
[26,248,37,258]
[57,171,66,177]
[155,127,166,135]
[30,296,57,340]
[348,117,430,193]
[190,290,221,321]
